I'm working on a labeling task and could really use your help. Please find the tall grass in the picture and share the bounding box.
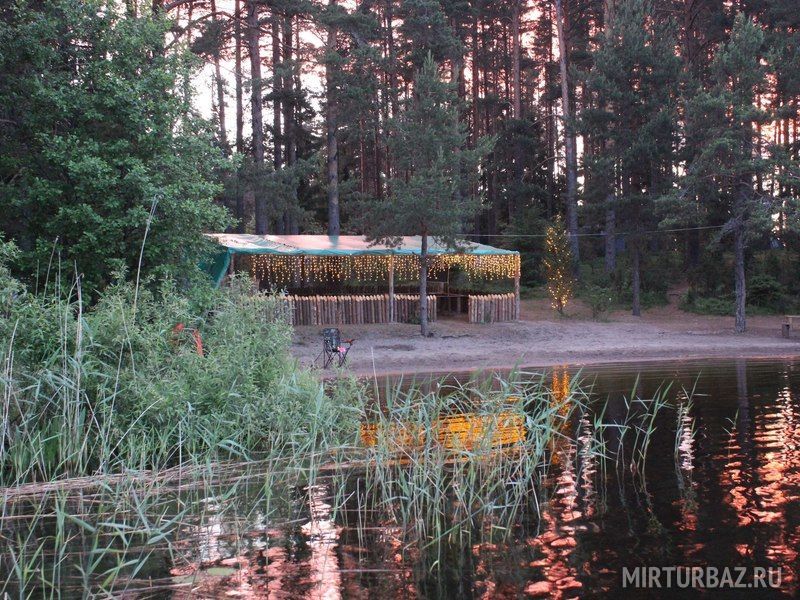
[0,259,359,487]
[0,366,691,596]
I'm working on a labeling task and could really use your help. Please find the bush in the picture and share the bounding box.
[680,293,732,316]
[583,285,614,320]
[0,262,357,483]
[747,273,784,308]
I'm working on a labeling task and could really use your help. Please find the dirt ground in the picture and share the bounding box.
[290,294,800,377]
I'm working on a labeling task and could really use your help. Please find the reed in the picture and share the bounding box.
[0,367,696,595]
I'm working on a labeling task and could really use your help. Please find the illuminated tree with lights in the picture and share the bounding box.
[543,215,575,315]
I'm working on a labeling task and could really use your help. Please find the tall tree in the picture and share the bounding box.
[601,0,616,274]
[555,0,580,263]
[325,0,341,236]
[247,0,268,234]
[359,55,492,336]
[234,0,246,230]
[0,0,231,292]
[679,14,772,332]
[511,0,523,119]
[210,0,229,154]
[581,0,680,316]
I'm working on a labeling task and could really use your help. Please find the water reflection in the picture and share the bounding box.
[174,359,799,598]
[360,411,526,452]
[8,358,796,597]
[302,485,342,600]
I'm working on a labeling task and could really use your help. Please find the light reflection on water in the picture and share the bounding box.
[2,358,799,598]
[169,358,800,598]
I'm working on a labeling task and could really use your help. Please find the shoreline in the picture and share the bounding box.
[291,298,800,379]
[332,351,800,381]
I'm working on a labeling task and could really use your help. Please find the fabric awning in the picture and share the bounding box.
[205,234,518,256]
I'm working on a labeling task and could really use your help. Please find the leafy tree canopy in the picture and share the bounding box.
[0,0,231,296]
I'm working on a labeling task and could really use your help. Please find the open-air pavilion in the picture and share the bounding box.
[206,234,521,325]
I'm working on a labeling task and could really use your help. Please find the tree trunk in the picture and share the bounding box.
[247,0,267,234]
[604,203,616,273]
[235,0,244,154]
[734,222,746,333]
[211,0,228,153]
[283,13,295,167]
[471,11,481,235]
[511,0,522,119]
[326,0,340,236]
[602,0,615,273]
[419,230,429,337]
[271,14,282,170]
[387,0,398,118]
[555,0,580,263]
[234,0,244,231]
[509,0,523,222]
[471,12,480,146]
[281,12,297,234]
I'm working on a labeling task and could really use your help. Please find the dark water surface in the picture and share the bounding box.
[176,358,800,599]
[2,358,799,598]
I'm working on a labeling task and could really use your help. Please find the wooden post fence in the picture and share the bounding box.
[281,294,437,326]
[467,293,517,324]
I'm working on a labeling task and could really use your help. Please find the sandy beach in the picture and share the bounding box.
[291,296,800,377]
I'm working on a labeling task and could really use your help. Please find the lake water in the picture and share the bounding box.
[2,357,799,598]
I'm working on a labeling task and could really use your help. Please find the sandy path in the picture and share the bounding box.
[290,297,800,377]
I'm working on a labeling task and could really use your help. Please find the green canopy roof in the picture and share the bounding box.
[206,234,518,256]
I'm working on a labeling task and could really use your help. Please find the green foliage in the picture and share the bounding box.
[504,204,549,288]
[357,54,493,333]
[0,237,24,318]
[398,0,462,72]
[580,0,681,236]
[359,55,492,245]
[675,14,772,230]
[0,262,356,483]
[680,293,732,316]
[583,285,614,321]
[543,215,575,314]
[0,0,232,295]
[747,273,784,308]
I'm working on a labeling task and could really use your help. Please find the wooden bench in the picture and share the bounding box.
[783,315,800,339]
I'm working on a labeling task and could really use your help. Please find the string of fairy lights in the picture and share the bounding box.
[245,253,521,286]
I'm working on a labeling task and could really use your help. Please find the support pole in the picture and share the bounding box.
[228,252,236,282]
[388,255,395,323]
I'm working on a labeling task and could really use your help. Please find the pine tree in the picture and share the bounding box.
[554,0,580,264]
[543,215,575,314]
[358,54,493,336]
[679,14,773,333]
[580,0,680,316]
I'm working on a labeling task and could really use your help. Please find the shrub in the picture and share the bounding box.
[680,293,732,316]
[583,285,614,320]
[747,273,784,308]
[0,262,356,483]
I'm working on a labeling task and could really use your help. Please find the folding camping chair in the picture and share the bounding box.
[317,328,354,368]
